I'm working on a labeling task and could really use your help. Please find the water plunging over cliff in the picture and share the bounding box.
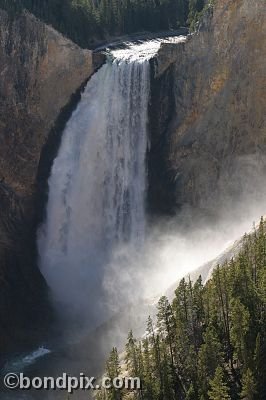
[38,40,165,325]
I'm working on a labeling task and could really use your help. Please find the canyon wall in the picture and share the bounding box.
[0,9,102,355]
[149,0,266,218]
[0,0,265,355]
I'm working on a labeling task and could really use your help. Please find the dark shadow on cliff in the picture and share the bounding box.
[147,59,177,215]
[35,54,105,230]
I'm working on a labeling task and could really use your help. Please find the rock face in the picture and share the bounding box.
[0,9,102,355]
[0,0,265,355]
[149,0,266,217]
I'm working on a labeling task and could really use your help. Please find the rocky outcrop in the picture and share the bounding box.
[0,9,102,356]
[149,0,266,217]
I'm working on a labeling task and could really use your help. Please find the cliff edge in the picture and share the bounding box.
[0,9,100,355]
[149,0,266,218]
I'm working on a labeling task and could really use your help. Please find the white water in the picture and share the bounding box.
[38,40,168,324]
[2,347,51,374]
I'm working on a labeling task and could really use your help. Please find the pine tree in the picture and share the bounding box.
[240,368,257,400]
[198,327,224,399]
[208,366,230,400]
[186,383,197,400]
[105,347,122,400]
[142,337,157,399]
[125,330,138,376]
[157,295,185,398]
[254,332,266,400]
[102,219,266,400]
[230,297,250,367]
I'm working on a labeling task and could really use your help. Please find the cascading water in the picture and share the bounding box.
[38,40,164,325]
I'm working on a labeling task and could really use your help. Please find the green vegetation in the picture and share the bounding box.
[0,0,206,47]
[187,0,214,31]
[99,218,266,399]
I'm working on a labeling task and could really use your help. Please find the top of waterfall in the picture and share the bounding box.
[110,35,186,62]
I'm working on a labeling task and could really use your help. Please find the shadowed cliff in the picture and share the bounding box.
[149,0,266,218]
[0,0,265,357]
[0,9,103,355]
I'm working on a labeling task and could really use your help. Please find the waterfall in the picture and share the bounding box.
[37,41,165,324]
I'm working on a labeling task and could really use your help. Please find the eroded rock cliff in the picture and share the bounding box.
[0,9,101,355]
[149,0,266,218]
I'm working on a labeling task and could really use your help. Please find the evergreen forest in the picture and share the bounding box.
[98,218,266,400]
[0,0,206,47]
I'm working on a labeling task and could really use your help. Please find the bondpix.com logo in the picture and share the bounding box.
[3,372,141,394]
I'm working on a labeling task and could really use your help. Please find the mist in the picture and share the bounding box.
[37,130,266,347]
[103,185,266,316]
[35,40,266,379]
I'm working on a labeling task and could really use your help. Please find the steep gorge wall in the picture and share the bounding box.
[149,0,266,218]
[0,9,102,355]
[0,0,265,355]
